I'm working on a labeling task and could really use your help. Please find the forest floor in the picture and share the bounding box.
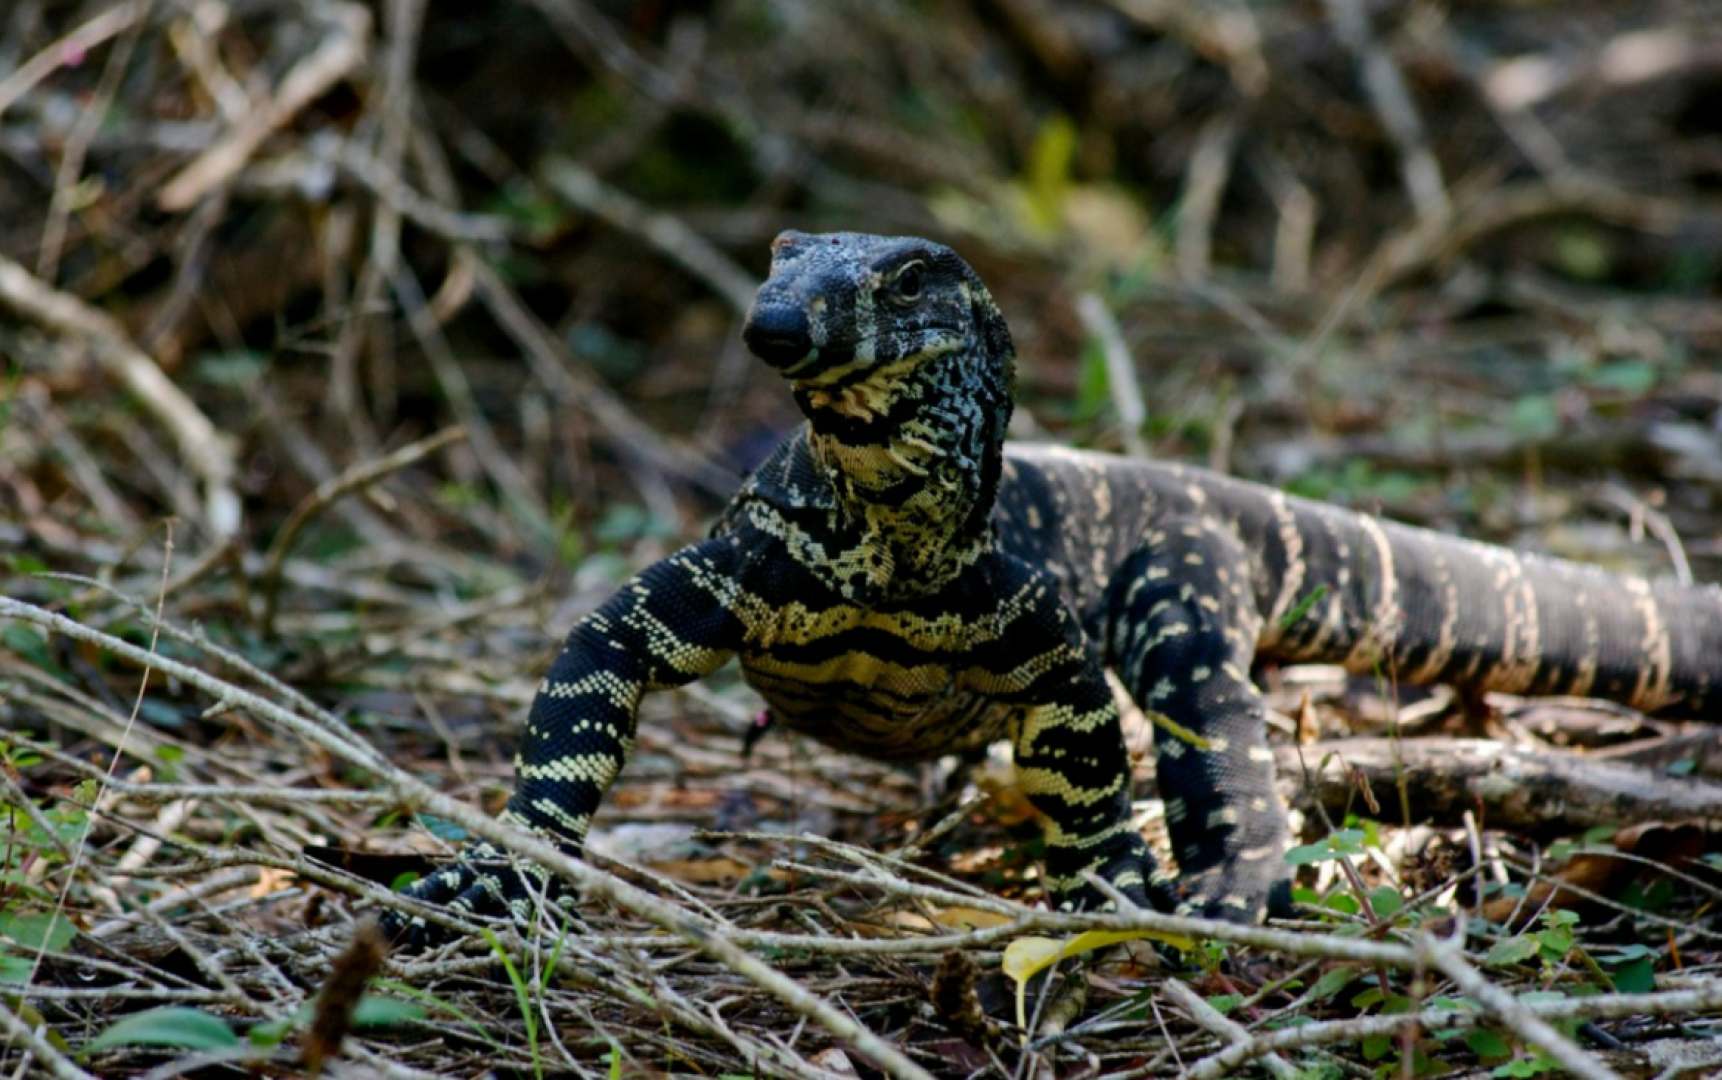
[4,1,1722,1076]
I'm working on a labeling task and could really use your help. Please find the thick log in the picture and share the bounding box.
[1278,737,1722,837]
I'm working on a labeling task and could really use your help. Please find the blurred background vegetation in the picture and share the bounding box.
[4,0,1721,586]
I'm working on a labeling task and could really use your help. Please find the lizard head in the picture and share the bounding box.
[741,231,1018,591]
[743,231,1015,416]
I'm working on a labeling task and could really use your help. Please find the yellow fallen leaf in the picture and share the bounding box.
[1002,936,1064,1031]
[1001,928,1195,1033]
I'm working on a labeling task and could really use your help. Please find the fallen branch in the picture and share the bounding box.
[1420,931,1621,1080]
[1281,736,1722,836]
[1182,977,1722,1080]
[1163,977,1301,1080]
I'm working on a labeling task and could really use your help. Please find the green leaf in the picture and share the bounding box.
[1608,956,1655,995]
[1361,1032,1393,1061]
[1465,1029,1512,1059]
[352,995,425,1026]
[0,911,77,952]
[82,1007,242,1055]
[1534,926,1573,960]
[248,1003,314,1048]
[192,349,268,389]
[1369,886,1404,918]
[1380,993,1415,1016]
[1484,936,1541,968]
[1277,585,1330,631]
[416,815,469,842]
[1583,360,1657,394]
[1322,892,1360,916]
[2,625,56,673]
[137,698,186,729]
[1605,944,1657,962]
[1508,394,1560,439]
[1205,993,1241,1015]
[1307,965,1358,1003]
[1554,228,1612,282]
[1023,114,1077,233]
[0,953,35,983]
[1285,829,1366,866]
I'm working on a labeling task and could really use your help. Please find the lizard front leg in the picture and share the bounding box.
[388,539,745,938]
[1106,517,1290,922]
[969,556,1175,913]
[1012,684,1175,913]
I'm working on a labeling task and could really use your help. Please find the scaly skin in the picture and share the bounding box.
[391,231,1722,935]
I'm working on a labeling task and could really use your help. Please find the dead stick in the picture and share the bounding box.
[0,0,149,120]
[1163,978,1300,1080]
[0,998,99,1080]
[1420,931,1623,1080]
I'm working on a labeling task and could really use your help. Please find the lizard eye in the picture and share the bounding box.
[891,260,925,302]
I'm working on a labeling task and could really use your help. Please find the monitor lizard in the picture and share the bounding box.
[388,230,1722,933]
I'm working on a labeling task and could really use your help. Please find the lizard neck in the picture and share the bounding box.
[794,341,1012,599]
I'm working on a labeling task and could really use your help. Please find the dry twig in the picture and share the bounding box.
[156,1,372,212]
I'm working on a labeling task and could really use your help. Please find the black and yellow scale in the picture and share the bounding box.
[396,231,1722,927]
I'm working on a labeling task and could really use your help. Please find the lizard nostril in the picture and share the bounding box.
[743,302,813,368]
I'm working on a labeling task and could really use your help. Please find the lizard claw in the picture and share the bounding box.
[1048,833,1176,914]
[379,838,575,948]
[1172,867,1292,924]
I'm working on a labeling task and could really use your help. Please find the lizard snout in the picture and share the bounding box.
[743,300,815,369]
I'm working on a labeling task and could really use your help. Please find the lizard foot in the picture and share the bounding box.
[378,839,576,948]
[1049,833,1177,914]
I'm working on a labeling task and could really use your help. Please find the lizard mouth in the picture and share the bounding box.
[782,331,963,394]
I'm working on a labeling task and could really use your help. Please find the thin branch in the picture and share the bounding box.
[1076,291,1148,459]
[1322,0,1448,224]
[1181,979,1722,1079]
[156,0,372,211]
[0,999,100,1080]
[1176,114,1239,283]
[36,0,146,283]
[1419,931,1623,1080]
[0,0,150,120]
[258,425,468,635]
[539,155,758,315]
[1162,978,1300,1080]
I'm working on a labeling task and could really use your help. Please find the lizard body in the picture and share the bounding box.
[394,231,1722,926]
